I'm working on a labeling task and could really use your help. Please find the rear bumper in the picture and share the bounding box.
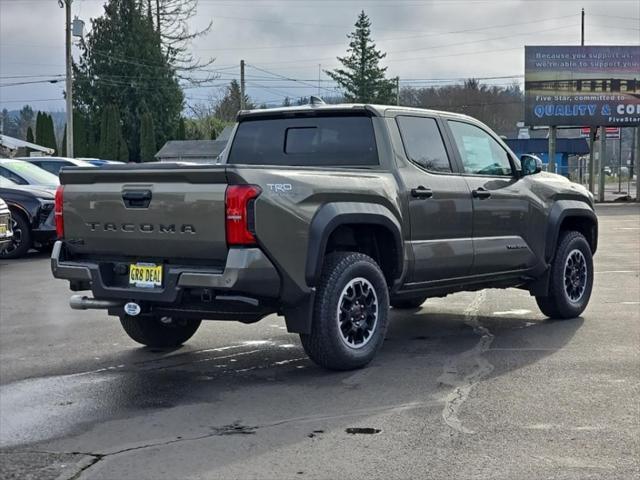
[50,241,281,303]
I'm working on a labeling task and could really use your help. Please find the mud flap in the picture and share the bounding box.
[282,292,315,334]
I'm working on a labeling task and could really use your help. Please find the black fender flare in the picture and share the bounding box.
[6,202,34,225]
[545,200,598,262]
[305,202,404,287]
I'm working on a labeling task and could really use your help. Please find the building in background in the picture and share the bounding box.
[0,134,54,158]
[505,137,590,178]
[155,126,233,163]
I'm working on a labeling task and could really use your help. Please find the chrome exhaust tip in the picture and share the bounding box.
[69,295,123,310]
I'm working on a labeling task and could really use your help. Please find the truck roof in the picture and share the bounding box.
[237,103,477,122]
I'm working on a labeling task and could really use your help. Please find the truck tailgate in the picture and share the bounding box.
[60,165,229,261]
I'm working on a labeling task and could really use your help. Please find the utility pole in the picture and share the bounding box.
[581,7,597,194]
[396,76,400,106]
[588,128,597,193]
[618,133,622,193]
[60,0,74,157]
[635,126,640,202]
[240,59,246,110]
[548,126,557,173]
[599,130,607,202]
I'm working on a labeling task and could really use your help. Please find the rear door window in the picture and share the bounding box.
[228,115,378,166]
[396,116,452,173]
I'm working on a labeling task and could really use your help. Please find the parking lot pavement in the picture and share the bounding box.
[0,204,638,480]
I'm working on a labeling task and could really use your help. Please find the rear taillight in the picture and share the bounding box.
[54,185,64,239]
[225,185,261,246]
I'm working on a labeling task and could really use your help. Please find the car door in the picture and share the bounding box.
[395,115,473,283]
[445,120,537,275]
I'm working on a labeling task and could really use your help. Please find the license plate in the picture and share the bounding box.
[129,263,163,288]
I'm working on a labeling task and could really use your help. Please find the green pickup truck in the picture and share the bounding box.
[51,104,597,370]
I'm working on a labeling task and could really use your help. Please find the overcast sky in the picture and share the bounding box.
[1,0,639,112]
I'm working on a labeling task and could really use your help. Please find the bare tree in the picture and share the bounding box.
[147,0,214,82]
[399,80,524,137]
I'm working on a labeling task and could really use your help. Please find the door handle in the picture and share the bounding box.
[122,189,152,208]
[411,186,433,199]
[472,187,491,199]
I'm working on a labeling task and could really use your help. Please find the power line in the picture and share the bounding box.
[0,78,65,87]
[246,64,337,94]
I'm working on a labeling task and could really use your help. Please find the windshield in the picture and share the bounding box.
[2,160,59,185]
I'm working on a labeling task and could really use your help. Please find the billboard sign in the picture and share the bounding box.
[525,46,640,127]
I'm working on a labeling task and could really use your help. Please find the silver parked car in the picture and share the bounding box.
[17,156,96,176]
[0,158,59,188]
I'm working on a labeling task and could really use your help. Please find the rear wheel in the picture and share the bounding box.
[390,295,427,309]
[300,252,389,371]
[0,213,31,259]
[535,231,593,319]
[120,315,201,348]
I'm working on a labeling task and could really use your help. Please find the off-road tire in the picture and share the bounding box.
[390,295,428,309]
[535,231,593,319]
[120,315,201,348]
[0,212,31,259]
[300,252,389,371]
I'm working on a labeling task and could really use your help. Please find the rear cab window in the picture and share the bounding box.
[396,116,452,173]
[228,114,379,167]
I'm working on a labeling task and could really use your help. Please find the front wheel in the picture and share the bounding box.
[120,315,201,348]
[300,252,389,371]
[535,231,593,319]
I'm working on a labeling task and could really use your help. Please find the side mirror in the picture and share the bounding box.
[520,154,542,176]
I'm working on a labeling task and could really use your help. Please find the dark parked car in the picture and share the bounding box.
[52,104,597,370]
[0,158,59,188]
[0,177,57,258]
[0,198,12,253]
[18,157,96,176]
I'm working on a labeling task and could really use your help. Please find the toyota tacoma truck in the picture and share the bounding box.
[51,104,597,370]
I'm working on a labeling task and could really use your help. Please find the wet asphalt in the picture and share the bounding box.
[0,204,638,480]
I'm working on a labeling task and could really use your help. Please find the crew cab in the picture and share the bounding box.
[51,104,597,370]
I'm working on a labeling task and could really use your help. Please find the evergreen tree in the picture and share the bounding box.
[326,11,395,104]
[176,117,186,140]
[37,113,57,153]
[73,111,88,157]
[35,112,43,144]
[74,0,183,161]
[99,105,120,160]
[214,80,254,122]
[139,105,156,162]
[26,126,34,143]
[61,125,67,157]
[118,130,129,162]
